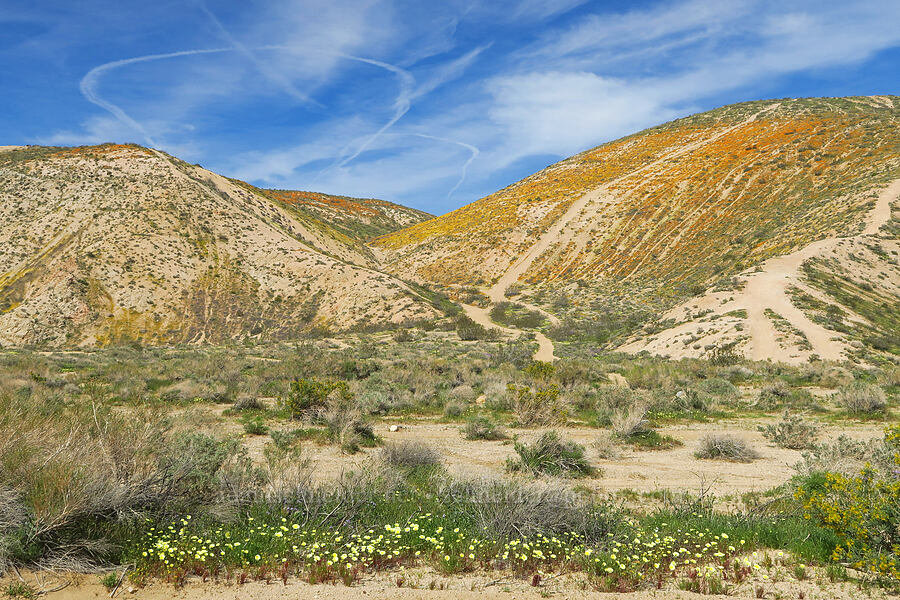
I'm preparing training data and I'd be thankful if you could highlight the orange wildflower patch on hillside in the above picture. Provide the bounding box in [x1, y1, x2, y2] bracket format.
[528, 113, 900, 292]
[267, 190, 382, 218]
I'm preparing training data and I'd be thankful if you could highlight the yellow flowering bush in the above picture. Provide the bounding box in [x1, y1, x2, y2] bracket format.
[796, 425, 900, 581]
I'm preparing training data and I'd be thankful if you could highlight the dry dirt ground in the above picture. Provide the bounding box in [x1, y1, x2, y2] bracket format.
[5, 559, 891, 600]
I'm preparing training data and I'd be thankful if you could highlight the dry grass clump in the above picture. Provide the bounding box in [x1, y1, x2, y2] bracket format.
[460, 416, 507, 441]
[232, 394, 263, 411]
[836, 382, 887, 414]
[0, 390, 261, 570]
[506, 431, 597, 478]
[694, 434, 760, 462]
[611, 400, 650, 438]
[312, 393, 377, 453]
[593, 433, 622, 460]
[439, 478, 618, 542]
[379, 441, 442, 473]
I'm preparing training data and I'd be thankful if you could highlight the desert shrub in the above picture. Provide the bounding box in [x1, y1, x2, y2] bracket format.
[489, 341, 533, 369]
[593, 433, 621, 460]
[707, 342, 741, 366]
[438, 478, 619, 542]
[836, 382, 887, 414]
[503, 283, 523, 297]
[380, 441, 442, 475]
[460, 416, 507, 441]
[595, 385, 639, 412]
[392, 328, 414, 342]
[694, 435, 760, 462]
[758, 412, 820, 449]
[448, 384, 475, 402]
[455, 315, 496, 341]
[232, 394, 263, 411]
[506, 431, 596, 478]
[489, 302, 544, 329]
[877, 365, 900, 387]
[696, 378, 739, 399]
[670, 388, 710, 411]
[241, 415, 268, 435]
[285, 378, 349, 417]
[756, 380, 790, 407]
[553, 359, 605, 386]
[339, 359, 379, 379]
[0, 387, 265, 570]
[524, 360, 555, 381]
[793, 434, 896, 476]
[312, 394, 377, 453]
[443, 401, 467, 418]
[796, 425, 900, 581]
[507, 383, 567, 426]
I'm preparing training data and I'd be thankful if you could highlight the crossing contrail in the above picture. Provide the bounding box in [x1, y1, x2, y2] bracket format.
[411, 133, 480, 198]
[196, 2, 320, 107]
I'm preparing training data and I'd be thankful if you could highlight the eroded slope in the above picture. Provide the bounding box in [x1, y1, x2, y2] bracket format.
[0, 144, 439, 347]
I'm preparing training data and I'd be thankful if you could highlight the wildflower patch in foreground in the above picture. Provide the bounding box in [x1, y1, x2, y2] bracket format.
[130, 514, 750, 591]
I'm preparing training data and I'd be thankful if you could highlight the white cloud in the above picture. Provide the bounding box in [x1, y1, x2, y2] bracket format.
[487, 71, 676, 158]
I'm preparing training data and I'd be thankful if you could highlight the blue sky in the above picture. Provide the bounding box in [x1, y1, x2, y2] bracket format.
[3, 1, 900, 214]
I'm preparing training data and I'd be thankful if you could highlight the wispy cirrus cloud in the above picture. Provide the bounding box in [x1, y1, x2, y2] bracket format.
[10, 0, 900, 213]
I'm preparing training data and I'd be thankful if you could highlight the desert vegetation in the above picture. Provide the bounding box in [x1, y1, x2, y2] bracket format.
[0, 331, 897, 596]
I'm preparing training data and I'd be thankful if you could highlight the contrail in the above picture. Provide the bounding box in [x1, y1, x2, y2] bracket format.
[80, 47, 231, 146]
[196, 2, 320, 107]
[411, 133, 479, 198]
[79, 46, 401, 150]
[334, 56, 415, 168]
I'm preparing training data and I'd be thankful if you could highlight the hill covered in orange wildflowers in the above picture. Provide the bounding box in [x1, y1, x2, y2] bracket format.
[375, 96, 900, 363]
[0, 144, 442, 347]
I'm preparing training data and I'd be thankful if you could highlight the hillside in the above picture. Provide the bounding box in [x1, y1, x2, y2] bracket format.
[0, 144, 440, 347]
[261, 189, 432, 241]
[375, 96, 900, 363]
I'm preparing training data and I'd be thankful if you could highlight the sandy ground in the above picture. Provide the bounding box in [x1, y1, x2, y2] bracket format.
[5, 558, 891, 600]
[233, 417, 884, 501]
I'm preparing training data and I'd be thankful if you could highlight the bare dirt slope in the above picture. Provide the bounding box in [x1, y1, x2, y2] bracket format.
[0, 145, 439, 347]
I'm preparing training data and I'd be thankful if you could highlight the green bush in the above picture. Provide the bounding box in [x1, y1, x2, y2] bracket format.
[455, 315, 495, 341]
[285, 378, 349, 417]
[242, 415, 268, 435]
[506, 431, 596, 478]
